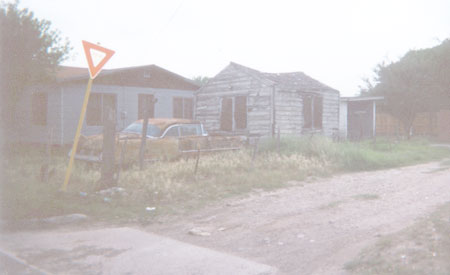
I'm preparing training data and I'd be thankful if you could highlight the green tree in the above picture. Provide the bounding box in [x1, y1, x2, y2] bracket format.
[0, 1, 71, 127]
[362, 39, 450, 137]
[192, 76, 210, 86]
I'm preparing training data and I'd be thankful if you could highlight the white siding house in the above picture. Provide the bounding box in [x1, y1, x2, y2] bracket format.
[14, 65, 199, 145]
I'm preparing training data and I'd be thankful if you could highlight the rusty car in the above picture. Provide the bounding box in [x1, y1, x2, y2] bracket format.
[74, 118, 247, 164]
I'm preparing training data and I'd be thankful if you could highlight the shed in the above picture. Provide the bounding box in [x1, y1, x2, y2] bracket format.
[195, 62, 340, 138]
[339, 96, 384, 140]
[14, 65, 199, 145]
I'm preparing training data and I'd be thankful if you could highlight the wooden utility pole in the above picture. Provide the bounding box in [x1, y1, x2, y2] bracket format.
[139, 109, 150, 170]
[276, 126, 281, 155]
[100, 106, 116, 188]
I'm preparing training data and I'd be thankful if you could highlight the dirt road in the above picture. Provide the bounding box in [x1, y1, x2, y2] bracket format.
[149, 161, 450, 274]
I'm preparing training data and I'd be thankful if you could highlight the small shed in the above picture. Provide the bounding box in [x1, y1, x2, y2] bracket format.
[195, 62, 340, 138]
[13, 65, 199, 145]
[339, 96, 384, 140]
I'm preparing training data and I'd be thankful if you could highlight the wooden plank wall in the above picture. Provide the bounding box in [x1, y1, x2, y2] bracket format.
[275, 89, 339, 137]
[275, 90, 303, 135]
[319, 90, 340, 137]
[196, 64, 340, 138]
[196, 65, 273, 136]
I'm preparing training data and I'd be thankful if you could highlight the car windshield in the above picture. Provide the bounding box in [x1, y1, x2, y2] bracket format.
[122, 122, 161, 137]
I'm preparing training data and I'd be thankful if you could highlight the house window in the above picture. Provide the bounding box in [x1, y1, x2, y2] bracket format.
[220, 96, 247, 131]
[138, 94, 155, 119]
[86, 93, 117, 126]
[173, 97, 193, 119]
[303, 95, 322, 129]
[32, 92, 47, 125]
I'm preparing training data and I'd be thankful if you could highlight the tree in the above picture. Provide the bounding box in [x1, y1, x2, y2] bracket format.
[362, 39, 450, 137]
[0, 1, 71, 127]
[192, 76, 210, 86]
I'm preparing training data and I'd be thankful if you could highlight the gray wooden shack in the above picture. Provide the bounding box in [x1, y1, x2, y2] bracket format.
[14, 65, 199, 145]
[195, 62, 340, 137]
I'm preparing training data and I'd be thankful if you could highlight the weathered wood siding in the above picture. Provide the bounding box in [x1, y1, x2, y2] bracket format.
[196, 64, 340, 138]
[196, 65, 273, 136]
[274, 89, 339, 137]
[318, 89, 340, 137]
[274, 90, 303, 135]
[339, 100, 348, 138]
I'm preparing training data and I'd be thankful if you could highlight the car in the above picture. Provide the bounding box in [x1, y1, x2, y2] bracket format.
[75, 118, 246, 164]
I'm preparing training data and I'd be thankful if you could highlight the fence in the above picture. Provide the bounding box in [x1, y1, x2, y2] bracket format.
[376, 110, 450, 140]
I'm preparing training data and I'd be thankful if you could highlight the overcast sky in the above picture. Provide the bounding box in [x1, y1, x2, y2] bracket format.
[15, 0, 450, 96]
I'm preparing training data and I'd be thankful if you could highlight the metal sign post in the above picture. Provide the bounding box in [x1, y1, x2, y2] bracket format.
[62, 41, 115, 191]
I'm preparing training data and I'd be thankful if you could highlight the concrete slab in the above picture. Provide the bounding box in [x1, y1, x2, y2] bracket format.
[0, 227, 277, 275]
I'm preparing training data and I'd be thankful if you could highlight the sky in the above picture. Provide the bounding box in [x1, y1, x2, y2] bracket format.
[13, 0, 450, 96]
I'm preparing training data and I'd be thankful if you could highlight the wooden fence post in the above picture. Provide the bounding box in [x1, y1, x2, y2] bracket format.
[115, 136, 128, 184]
[100, 106, 116, 188]
[194, 145, 200, 175]
[139, 110, 150, 170]
[276, 126, 281, 155]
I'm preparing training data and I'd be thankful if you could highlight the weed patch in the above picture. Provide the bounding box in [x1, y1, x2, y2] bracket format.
[2, 137, 449, 224]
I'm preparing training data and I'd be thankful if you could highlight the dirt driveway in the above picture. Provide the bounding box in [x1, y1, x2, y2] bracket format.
[148, 161, 450, 275]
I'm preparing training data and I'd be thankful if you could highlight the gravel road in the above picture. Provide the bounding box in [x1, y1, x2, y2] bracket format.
[149, 160, 450, 274]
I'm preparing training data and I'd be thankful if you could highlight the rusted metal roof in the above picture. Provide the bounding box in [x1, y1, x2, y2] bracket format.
[55, 65, 199, 91]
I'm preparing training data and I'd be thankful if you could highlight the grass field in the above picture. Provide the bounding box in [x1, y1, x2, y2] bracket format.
[1, 136, 449, 224]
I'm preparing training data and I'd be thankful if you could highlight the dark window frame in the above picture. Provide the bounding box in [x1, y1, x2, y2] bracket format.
[86, 93, 117, 126]
[173, 97, 193, 119]
[220, 96, 247, 131]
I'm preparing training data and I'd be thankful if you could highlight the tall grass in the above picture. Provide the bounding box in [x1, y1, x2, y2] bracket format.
[258, 136, 448, 171]
[2, 137, 449, 223]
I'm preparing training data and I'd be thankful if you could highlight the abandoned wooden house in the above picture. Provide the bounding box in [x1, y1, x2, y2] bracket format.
[13, 65, 199, 145]
[195, 62, 340, 138]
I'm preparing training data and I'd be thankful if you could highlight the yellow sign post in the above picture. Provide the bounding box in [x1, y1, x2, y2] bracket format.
[62, 41, 115, 191]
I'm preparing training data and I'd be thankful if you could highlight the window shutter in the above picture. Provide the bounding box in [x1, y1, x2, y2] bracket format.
[184, 98, 193, 119]
[313, 97, 323, 129]
[234, 96, 247, 129]
[173, 98, 183, 118]
[303, 96, 312, 128]
[220, 98, 233, 131]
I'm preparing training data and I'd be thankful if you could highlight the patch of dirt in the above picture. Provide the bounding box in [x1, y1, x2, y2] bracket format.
[148, 161, 450, 274]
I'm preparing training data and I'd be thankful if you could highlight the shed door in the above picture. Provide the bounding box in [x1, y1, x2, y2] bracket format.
[347, 101, 373, 140]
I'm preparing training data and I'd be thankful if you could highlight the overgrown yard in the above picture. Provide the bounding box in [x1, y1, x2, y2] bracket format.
[1, 137, 449, 224]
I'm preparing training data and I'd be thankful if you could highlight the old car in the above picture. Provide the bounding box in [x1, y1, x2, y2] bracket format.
[74, 118, 246, 164]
